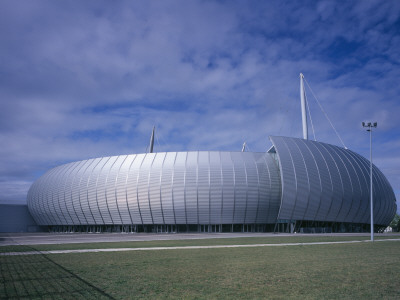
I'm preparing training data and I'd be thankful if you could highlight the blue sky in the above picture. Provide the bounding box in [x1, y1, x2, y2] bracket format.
[0, 0, 399, 214]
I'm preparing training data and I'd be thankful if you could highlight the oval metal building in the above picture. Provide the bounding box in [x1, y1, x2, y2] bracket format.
[27, 136, 396, 233]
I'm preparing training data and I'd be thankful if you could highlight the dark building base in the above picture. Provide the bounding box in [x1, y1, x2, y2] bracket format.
[47, 224, 276, 233]
[46, 221, 386, 234]
[274, 220, 386, 234]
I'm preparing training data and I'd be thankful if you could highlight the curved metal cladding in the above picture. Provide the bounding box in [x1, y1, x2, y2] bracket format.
[270, 136, 397, 226]
[27, 151, 282, 226]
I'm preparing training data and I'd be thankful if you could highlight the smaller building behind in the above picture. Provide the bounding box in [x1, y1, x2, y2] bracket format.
[0, 204, 40, 233]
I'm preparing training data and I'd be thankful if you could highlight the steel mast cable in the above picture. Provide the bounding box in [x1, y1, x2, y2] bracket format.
[156, 125, 170, 150]
[304, 77, 347, 149]
[155, 128, 161, 149]
[304, 88, 316, 141]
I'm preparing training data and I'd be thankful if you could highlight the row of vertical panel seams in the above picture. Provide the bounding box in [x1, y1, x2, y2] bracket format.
[270, 136, 396, 226]
[27, 136, 396, 227]
[27, 150, 282, 226]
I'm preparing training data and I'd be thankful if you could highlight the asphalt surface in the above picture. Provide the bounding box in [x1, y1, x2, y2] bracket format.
[1, 232, 399, 246]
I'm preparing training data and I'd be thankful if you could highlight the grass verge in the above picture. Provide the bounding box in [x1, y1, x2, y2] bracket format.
[1, 239, 399, 299]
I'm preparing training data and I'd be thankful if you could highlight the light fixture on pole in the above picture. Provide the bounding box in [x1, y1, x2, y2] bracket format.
[362, 121, 377, 241]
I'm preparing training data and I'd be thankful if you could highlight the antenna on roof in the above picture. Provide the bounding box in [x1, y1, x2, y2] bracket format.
[148, 126, 155, 153]
[242, 142, 246, 152]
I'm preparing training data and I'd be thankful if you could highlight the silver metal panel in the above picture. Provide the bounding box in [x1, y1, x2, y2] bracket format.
[267, 154, 282, 223]
[378, 165, 395, 225]
[126, 154, 144, 224]
[75, 159, 95, 225]
[243, 154, 258, 223]
[149, 153, 166, 224]
[270, 136, 396, 226]
[83, 158, 104, 224]
[105, 156, 127, 225]
[115, 155, 134, 225]
[220, 153, 234, 223]
[160, 152, 176, 224]
[348, 150, 378, 224]
[29, 171, 47, 225]
[323, 144, 353, 222]
[255, 154, 268, 223]
[345, 150, 370, 223]
[269, 137, 297, 220]
[38, 172, 50, 224]
[137, 154, 154, 224]
[209, 152, 222, 224]
[373, 165, 389, 225]
[198, 151, 210, 224]
[59, 161, 79, 225]
[295, 139, 320, 220]
[376, 169, 389, 225]
[43, 166, 61, 225]
[37, 167, 53, 225]
[185, 152, 198, 224]
[89, 157, 109, 224]
[52, 164, 67, 224]
[334, 147, 363, 223]
[96, 156, 118, 224]
[27, 144, 395, 227]
[26, 150, 282, 226]
[65, 160, 87, 225]
[284, 138, 309, 220]
[258, 154, 281, 223]
[299, 140, 331, 221]
[380, 171, 397, 224]
[385, 177, 397, 225]
[26, 182, 37, 224]
[70, 159, 89, 225]
[28, 151, 283, 226]
[173, 152, 187, 224]
[33, 171, 46, 225]
[45, 165, 63, 225]
[316, 143, 344, 222]
[375, 163, 388, 224]
[231, 152, 246, 223]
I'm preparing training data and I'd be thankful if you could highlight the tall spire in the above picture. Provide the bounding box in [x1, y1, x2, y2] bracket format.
[149, 126, 155, 153]
[300, 73, 308, 140]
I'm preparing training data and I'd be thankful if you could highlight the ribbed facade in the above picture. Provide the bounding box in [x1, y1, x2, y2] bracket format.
[27, 151, 281, 226]
[270, 136, 397, 226]
[27, 136, 397, 231]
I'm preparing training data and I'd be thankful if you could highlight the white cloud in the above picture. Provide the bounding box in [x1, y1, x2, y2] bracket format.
[0, 0, 399, 210]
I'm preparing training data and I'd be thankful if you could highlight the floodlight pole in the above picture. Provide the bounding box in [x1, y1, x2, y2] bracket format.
[362, 122, 377, 241]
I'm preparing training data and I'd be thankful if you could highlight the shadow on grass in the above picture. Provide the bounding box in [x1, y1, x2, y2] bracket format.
[0, 245, 115, 299]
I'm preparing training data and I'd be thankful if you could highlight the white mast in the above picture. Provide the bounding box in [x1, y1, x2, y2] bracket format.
[242, 142, 246, 152]
[300, 73, 308, 140]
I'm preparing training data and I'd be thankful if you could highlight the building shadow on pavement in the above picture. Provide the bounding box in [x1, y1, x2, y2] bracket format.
[0, 245, 115, 299]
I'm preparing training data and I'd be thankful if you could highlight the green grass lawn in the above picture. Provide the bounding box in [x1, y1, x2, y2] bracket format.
[1, 238, 399, 299]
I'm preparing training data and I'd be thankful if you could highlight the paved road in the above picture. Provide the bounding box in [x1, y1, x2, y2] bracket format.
[2, 238, 400, 256]
[1, 232, 399, 246]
